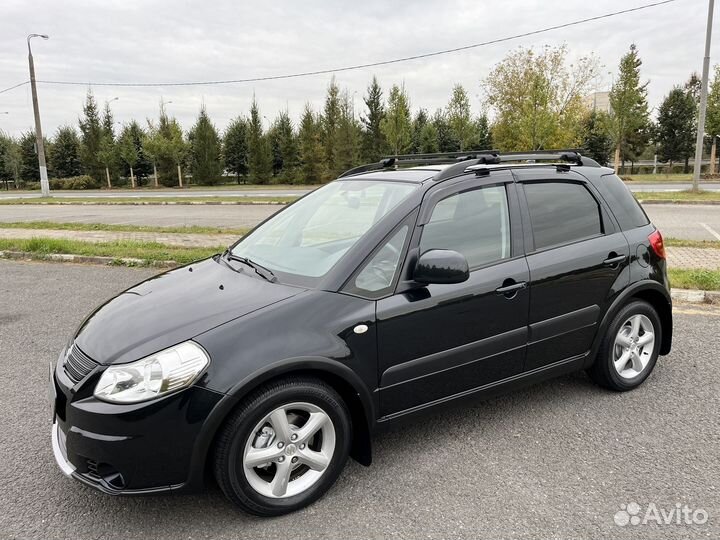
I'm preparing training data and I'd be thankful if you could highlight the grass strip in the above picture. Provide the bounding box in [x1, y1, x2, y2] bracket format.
[668, 268, 720, 291]
[0, 221, 248, 236]
[634, 190, 720, 202]
[665, 238, 720, 250]
[0, 237, 221, 266]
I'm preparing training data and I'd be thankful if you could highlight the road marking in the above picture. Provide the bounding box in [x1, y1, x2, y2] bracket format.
[699, 222, 720, 241]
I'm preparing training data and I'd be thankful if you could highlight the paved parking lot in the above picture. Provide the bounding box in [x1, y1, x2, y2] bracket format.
[1, 260, 718, 539]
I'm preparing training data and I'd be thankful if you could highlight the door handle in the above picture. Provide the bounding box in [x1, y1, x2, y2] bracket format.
[495, 281, 527, 295]
[603, 254, 627, 266]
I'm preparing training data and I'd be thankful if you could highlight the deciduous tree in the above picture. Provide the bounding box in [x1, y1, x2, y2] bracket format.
[381, 84, 412, 155]
[656, 87, 697, 172]
[485, 45, 597, 151]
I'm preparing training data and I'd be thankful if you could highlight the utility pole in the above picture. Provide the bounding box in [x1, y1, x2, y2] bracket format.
[27, 33, 50, 197]
[693, 0, 715, 193]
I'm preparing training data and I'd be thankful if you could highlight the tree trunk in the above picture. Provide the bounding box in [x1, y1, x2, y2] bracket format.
[130, 166, 136, 188]
[106, 167, 112, 189]
[613, 144, 621, 173]
[711, 140, 717, 175]
[153, 163, 159, 187]
[684, 157, 690, 174]
[177, 164, 183, 188]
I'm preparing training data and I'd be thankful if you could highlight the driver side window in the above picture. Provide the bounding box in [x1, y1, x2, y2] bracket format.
[348, 226, 409, 297]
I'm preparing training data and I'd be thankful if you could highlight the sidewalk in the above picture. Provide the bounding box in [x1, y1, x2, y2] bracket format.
[0, 227, 719, 269]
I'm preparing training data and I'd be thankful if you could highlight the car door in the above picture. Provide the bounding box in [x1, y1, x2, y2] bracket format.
[373, 172, 530, 418]
[514, 169, 630, 371]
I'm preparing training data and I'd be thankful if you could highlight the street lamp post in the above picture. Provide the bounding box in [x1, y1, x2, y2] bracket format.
[27, 33, 50, 197]
[692, 0, 715, 192]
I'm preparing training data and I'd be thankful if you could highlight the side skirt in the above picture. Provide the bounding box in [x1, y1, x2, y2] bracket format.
[376, 352, 588, 429]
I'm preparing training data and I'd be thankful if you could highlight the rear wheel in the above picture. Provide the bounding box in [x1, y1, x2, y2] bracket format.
[213, 378, 351, 516]
[588, 300, 662, 391]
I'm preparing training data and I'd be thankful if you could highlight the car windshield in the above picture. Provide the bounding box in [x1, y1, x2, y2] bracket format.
[229, 180, 417, 284]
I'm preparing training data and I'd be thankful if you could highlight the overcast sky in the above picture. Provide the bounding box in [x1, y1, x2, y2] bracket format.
[0, 0, 712, 138]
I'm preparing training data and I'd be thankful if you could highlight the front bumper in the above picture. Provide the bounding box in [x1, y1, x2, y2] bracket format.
[51, 350, 223, 494]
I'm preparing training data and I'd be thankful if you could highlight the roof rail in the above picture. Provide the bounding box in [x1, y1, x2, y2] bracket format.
[497, 149, 600, 167]
[337, 148, 600, 180]
[337, 149, 498, 178]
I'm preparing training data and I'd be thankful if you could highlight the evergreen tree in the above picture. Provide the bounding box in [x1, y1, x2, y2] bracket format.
[656, 87, 697, 172]
[0, 132, 21, 189]
[49, 126, 82, 178]
[118, 124, 139, 187]
[149, 102, 188, 187]
[468, 115, 493, 150]
[78, 91, 104, 182]
[335, 91, 362, 174]
[224, 117, 249, 183]
[361, 76, 387, 161]
[446, 84, 474, 151]
[411, 109, 429, 153]
[188, 105, 222, 185]
[609, 44, 649, 171]
[298, 103, 327, 184]
[19, 131, 41, 181]
[271, 110, 299, 182]
[418, 123, 440, 153]
[581, 110, 613, 166]
[381, 84, 412, 155]
[246, 98, 273, 184]
[432, 109, 458, 152]
[322, 78, 341, 175]
[102, 102, 115, 139]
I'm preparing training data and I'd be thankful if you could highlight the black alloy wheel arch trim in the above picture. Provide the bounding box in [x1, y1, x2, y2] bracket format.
[183, 356, 377, 489]
[582, 280, 672, 369]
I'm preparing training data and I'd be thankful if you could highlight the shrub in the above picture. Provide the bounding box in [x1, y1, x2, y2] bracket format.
[47, 175, 101, 190]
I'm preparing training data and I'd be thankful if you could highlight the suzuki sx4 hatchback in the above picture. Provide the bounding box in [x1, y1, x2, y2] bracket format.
[50, 151, 672, 516]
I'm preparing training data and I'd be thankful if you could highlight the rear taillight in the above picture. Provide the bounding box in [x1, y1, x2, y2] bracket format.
[648, 229, 666, 259]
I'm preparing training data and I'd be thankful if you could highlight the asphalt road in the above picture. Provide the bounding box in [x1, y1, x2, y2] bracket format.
[1, 202, 719, 241]
[0, 183, 719, 200]
[0, 259, 718, 539]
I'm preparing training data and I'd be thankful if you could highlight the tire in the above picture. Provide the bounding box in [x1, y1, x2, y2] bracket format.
[588, 300, 662, 391]
[213, 377, 351, 516]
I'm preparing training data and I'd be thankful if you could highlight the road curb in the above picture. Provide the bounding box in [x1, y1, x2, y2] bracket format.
[0, 250, 177, 268]
[671, 288, 720, 305]
[638, 199, 720, 205]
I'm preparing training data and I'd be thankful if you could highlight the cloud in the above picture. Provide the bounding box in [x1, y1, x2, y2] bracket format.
[0, 0, 710, 138]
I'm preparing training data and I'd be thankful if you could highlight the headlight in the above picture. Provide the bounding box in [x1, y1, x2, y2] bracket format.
[94, 341, 210, 403]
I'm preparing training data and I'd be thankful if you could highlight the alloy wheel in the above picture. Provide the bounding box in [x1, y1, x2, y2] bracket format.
[612, 314, 655, 379]
[242, 402, 335, 498]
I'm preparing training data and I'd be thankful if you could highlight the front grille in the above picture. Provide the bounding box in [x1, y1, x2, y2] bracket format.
[64, 344, 98, 383]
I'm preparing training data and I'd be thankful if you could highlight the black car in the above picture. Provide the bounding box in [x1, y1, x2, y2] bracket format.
[51, 150, 672, 516]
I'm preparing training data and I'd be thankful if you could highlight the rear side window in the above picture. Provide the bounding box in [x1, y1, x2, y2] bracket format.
[523, 182, 602, 250]
[600, 174, 650, 229]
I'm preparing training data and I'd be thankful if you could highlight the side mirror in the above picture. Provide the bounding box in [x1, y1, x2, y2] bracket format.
[413, 249, 469, 285]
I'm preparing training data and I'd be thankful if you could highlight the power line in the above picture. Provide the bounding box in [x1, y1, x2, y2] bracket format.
[2, 0, 679, 94]
[0, 80, 29, 95]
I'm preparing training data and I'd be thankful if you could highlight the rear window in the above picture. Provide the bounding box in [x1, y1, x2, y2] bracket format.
[523, 181, 602, 250]
[600, 174, 650, 230]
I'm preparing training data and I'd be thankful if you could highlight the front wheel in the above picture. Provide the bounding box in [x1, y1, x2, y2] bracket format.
[213, 378, 351, 516]
[588, 300, 662, 391]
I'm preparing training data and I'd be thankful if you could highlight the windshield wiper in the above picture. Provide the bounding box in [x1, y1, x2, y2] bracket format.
[223, 250, 277, 283]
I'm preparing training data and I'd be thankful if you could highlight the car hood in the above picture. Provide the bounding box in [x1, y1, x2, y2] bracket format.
[74, 257, 304, 365]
